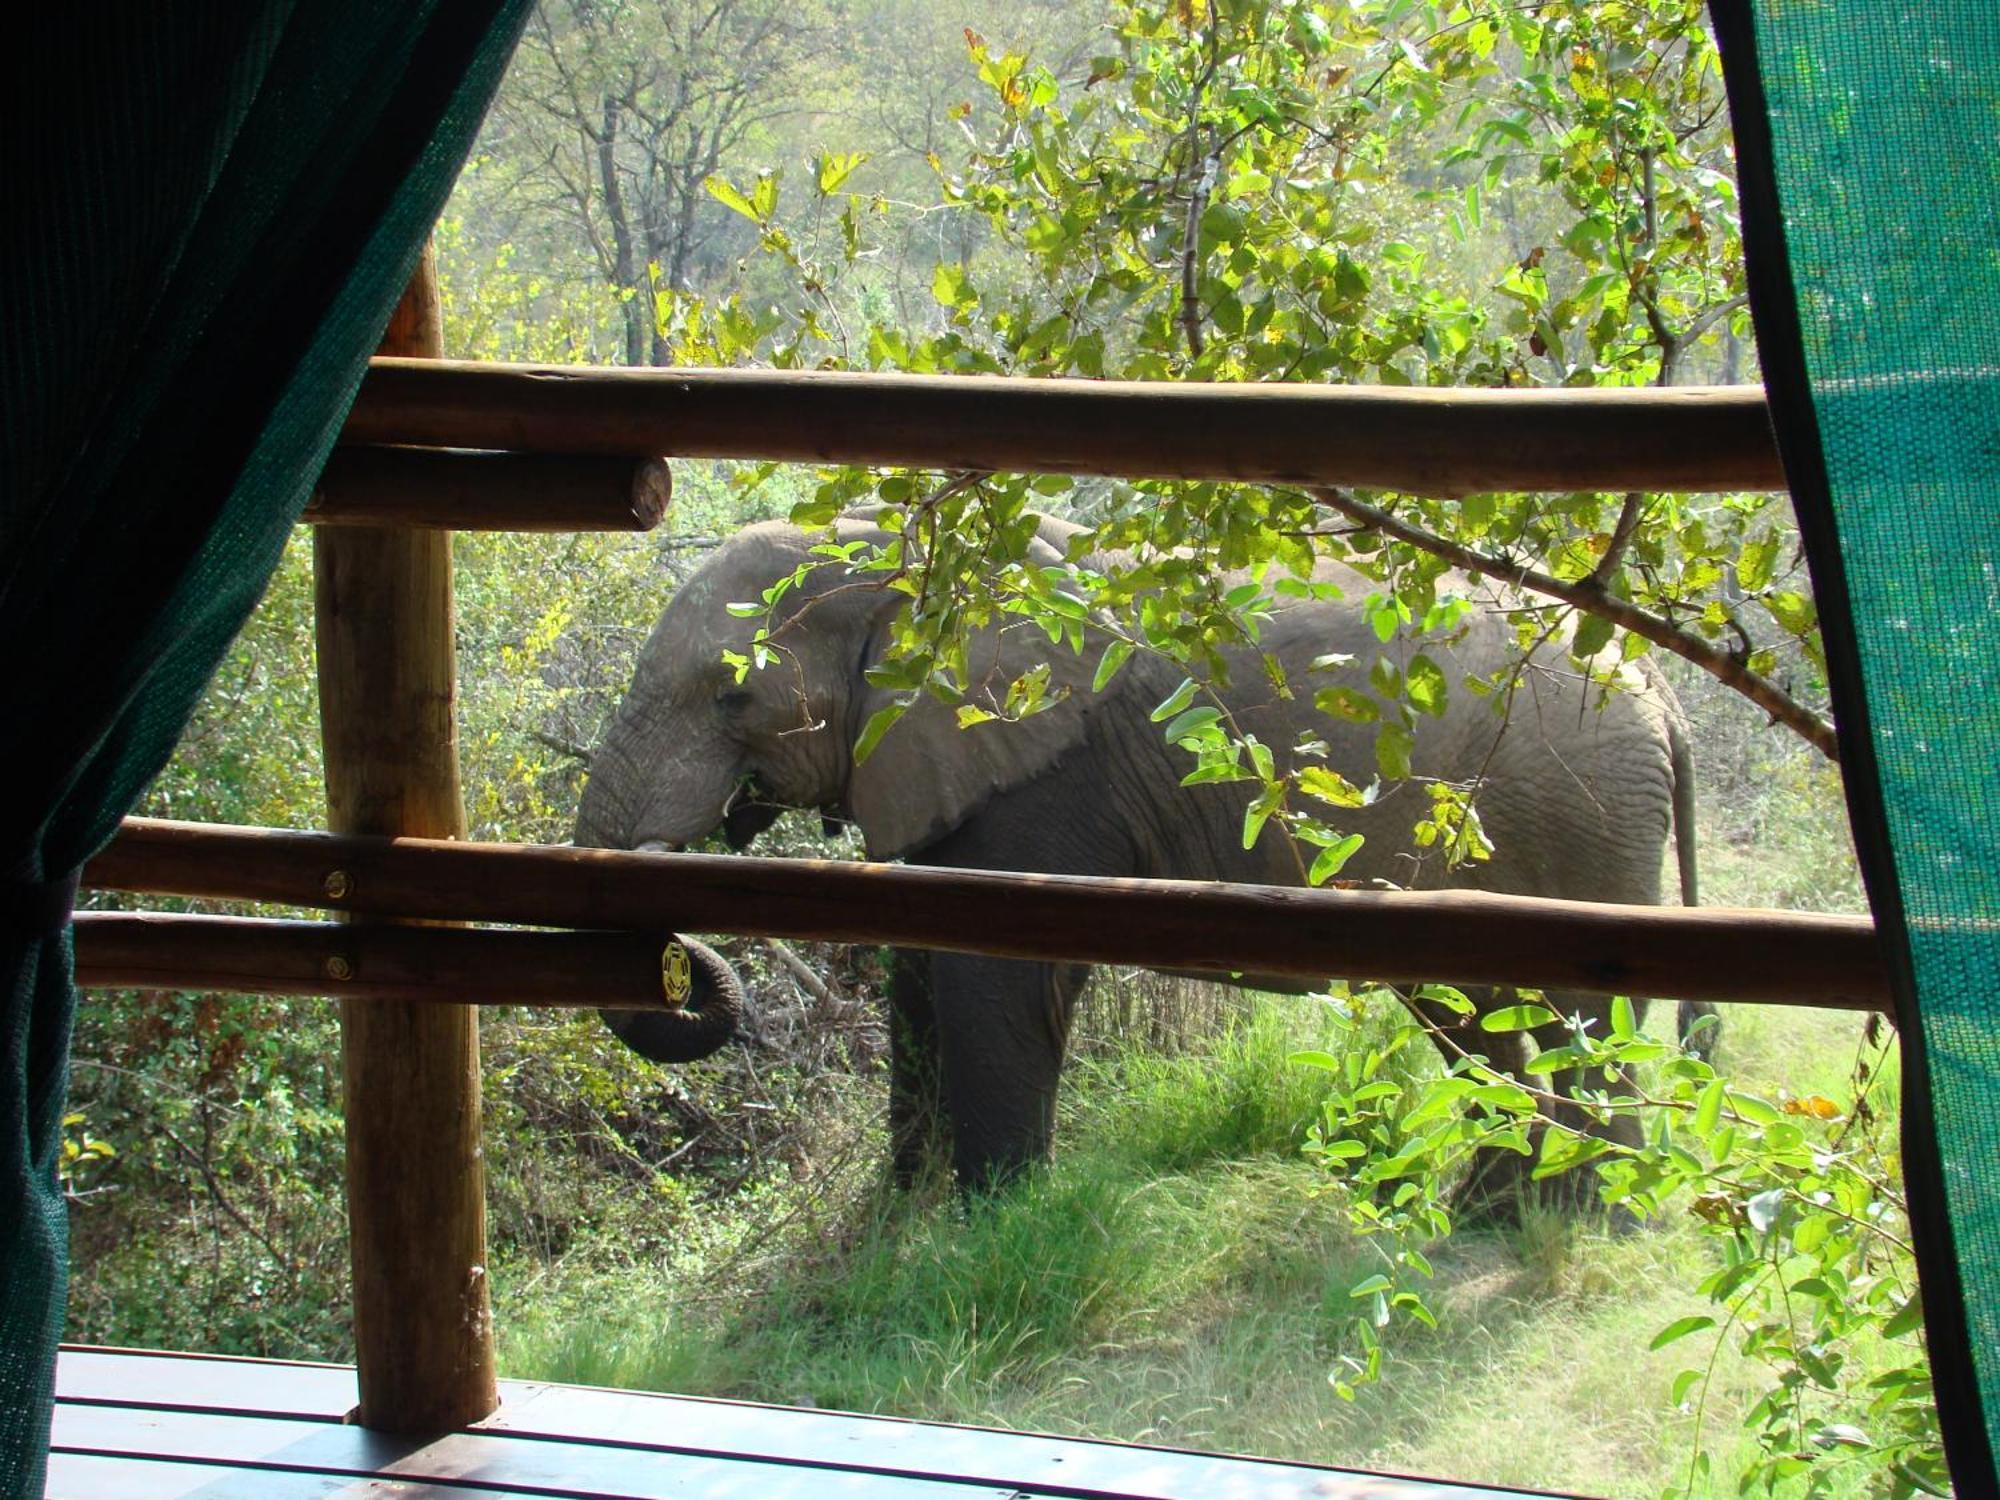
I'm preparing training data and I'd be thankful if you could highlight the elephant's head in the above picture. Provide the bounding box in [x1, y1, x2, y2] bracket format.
[575, 516, 1103, 868]
[573, 516, 1103, 1066]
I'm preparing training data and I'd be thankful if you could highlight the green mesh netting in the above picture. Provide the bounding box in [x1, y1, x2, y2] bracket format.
[1718, 2, 2000, 1489]
[0, 7, 527, 1492]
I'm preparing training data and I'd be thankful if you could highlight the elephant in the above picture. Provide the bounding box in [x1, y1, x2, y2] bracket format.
[573, 514, 1703, 1198]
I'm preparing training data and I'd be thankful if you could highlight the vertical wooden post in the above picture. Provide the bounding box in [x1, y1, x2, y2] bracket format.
[317, 243, 497, 1431]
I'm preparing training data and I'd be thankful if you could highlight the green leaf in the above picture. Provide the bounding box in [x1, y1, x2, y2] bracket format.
[1571, 611, 1615, 659]
[1881, 1291, 1926, 1341]
[852, 702, 905, 765]
[705, 175, 763, 223]
[1348, 1274, 1393, 1298]
[1692, 1078, 1726, 1136]
[1729, 1091, 1783, 1125]
[1298, 766, 1365, 807]
[1481, 1004, 1557, 1032]
[1375, 721, 1414, 780]
[1309, 834, 1365, 885]
[815, 150, 869, 195]
[1241, 784, 1282, 850]
[1093, 639, 1134, 693]
[1365, 595, 1406, 643]
[1401, 1076, 1478, 1129]
[1738, 535, 1779, 592]
[1151, 678, 1198, 722]
[1650, 1315, 1716, 1351]
[1467, 1082, 1535, 1114]
[1532, 1131, 1611, 1179]
[1766, 590, 1817, 637]
[1162, 706, 1223, 743]
[1315, 686, 1379, 723]
[1405, 654, 1448, 717]
[931, 262, 974, 310]
[1610, 994, 1637, 1040]
[1416, 983, 1474, 1015]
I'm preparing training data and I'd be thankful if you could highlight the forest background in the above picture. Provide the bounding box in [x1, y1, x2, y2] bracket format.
[64, 2, 1938, 1496]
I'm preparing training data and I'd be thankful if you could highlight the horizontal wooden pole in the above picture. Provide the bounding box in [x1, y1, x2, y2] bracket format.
[342, 359, 1785, 498]
[306, 446, 671, 531]
[73, 912, 689, 1011]
[84, 818, 1885, 1012]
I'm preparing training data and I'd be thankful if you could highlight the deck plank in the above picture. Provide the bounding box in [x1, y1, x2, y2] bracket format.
[54, 1347, 1543, 1500]
[59, 1348, 355, 1419]
[51, 1404, 1037, 1498]
[46, 1451, 498, 1499]
[483, 1381, 1498, 1499]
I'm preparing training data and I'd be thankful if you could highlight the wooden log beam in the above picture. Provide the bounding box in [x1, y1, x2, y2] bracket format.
[317, 248, 496, 1434]
[72, 912, 693, 1011]
[85, 818, 1889, 1013]
[342, 359, 1785, 499]
[306, 447, 671, 531]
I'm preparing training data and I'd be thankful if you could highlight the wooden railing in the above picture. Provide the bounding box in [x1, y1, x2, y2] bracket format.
[77, 261, 1846, 1437]
[81, 818, 1884, 1014]
[343, 358, 1782, 500]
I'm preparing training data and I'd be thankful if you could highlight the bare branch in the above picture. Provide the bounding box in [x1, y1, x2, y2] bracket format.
[1306, 485, 1839, 761]
[764, 938, 838, 1010]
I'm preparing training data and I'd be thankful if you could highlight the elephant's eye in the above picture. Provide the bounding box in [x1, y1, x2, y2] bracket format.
[715, 689, 754, 715]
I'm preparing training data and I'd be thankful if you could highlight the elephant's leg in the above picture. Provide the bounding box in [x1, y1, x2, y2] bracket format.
[932, 953, 1092, 1191]
[887, 947, 945, 1188]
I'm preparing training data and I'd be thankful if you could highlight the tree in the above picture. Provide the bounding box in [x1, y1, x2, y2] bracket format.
[484, 0, 831, 366]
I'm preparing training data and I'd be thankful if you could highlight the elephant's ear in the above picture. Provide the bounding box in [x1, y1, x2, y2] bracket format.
[848, 524, 1104, 863]
[849, 619, 1101, 861]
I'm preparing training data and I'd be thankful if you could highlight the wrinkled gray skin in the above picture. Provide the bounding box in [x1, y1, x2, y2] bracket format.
[576, 516, 1705, 1198]
[597, 935, 746, 1065]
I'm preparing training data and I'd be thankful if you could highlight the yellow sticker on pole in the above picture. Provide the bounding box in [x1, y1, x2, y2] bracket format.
[661, 941, 693, 1008]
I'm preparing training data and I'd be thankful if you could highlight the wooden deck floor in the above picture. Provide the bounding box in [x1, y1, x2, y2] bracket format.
[49, 1346, 1543, 1499]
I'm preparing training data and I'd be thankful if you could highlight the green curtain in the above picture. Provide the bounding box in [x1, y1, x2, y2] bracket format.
[0, 5, 528, 1491]
[1715, 2, 2000, 1491]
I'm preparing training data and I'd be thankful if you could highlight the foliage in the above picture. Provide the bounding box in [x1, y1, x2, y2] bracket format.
[692, 0, 1822, 897]
[1296, 991, 1943, 1497]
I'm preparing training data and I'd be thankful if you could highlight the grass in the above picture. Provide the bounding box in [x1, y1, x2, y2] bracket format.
[493, 978, 1907, 1499]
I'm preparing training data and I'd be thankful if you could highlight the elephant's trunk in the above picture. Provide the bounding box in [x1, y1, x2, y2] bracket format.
[574, 733, 641, 851]
[599, 937, 745, 1064]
